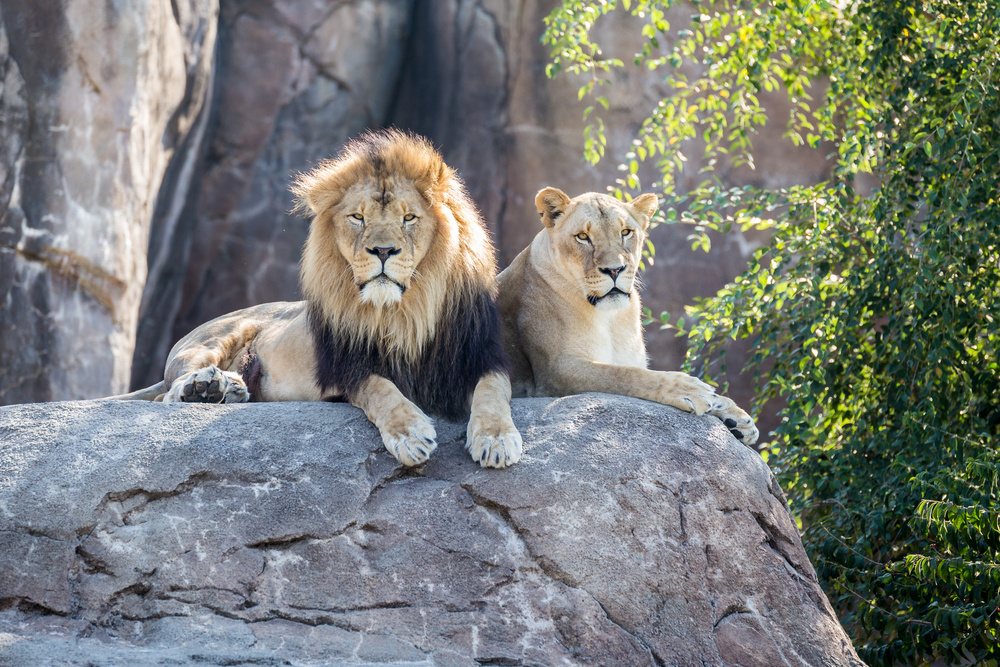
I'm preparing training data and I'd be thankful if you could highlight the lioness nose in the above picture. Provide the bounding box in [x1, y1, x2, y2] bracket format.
[599, 266, 625, 281]
[367, 246, 401, 265]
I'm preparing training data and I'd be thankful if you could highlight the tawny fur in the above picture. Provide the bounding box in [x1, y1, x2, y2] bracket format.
[497, 187, 759, 446]
[115, 130, 522, 468]
[294, 132, 496, 362]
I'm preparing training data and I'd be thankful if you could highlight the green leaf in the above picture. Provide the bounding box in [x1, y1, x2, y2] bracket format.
[547, 2, 1000, 657]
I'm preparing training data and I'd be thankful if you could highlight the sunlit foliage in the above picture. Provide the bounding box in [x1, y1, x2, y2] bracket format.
[544, 1, 1000, 663]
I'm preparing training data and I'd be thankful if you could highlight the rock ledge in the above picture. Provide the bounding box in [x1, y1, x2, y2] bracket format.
[0, 394, 863, 666]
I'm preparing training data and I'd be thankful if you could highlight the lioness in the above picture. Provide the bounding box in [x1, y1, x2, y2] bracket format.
[120, 130, 522, 468]
[497, 187, 758, 445]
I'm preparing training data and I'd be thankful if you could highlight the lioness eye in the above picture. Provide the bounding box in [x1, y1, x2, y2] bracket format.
[403, 213, 416, 222]
[622, 229, 632, 237]
[349, 213, 364, 221]
[576, 233, 589, 241]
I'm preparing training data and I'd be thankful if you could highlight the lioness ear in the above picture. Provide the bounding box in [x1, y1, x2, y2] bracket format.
[628, 193, 659, 230]
[535, 187, 572, 229]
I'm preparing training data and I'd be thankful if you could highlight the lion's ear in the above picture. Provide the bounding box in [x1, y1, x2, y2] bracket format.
[628, 193, 659, 230]
[535, 187, 571, 229]
[292, 166, 345, 217]
[415, 162, 452, 207]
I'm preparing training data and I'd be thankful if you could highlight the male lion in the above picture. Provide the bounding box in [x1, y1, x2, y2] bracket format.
[496, 187, 759, 445]
[121, 130, 522, 468]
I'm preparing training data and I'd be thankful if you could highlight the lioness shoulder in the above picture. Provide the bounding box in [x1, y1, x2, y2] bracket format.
[497, 187, 758, 446]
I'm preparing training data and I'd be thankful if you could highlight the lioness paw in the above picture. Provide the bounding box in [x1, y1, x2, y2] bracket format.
[652, 372, 758, 445]
[655, 371, 717, 416]
[466, 415, 522, 469]
[379, 404, 437, 467]
[708, 397, 759, 447]
[163, 365, 249, 404]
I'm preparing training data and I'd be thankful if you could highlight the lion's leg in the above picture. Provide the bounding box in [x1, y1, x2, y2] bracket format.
[466, 372, 522, 468]
[162, 365, 249, 404]
[550, 359, 759, 446]
[352, 375, 437, 466]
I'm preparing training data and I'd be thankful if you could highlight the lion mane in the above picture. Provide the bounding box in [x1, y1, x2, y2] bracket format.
[294, 130, 510, 420]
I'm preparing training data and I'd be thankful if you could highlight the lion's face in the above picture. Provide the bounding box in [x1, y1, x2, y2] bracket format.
[296, 130, 498, 363]
[333, 177, 437, 308]
[535, 188, 658, 311]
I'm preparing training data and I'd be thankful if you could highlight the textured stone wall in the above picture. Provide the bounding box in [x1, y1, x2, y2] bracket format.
[131, 0, 829, 420]
[0, 0, 216, 403]
[0, 0, 829, 420]
[130, 0, 413, 387]
[387, 0, 829, 417]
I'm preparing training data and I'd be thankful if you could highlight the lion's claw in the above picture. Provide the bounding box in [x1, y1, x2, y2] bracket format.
[709, 399, 758, 447]
[466, 417, 522, 469]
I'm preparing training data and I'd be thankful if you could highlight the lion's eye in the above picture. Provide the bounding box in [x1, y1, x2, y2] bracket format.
[403, 213, 416, 222]
[622, 228, 632, 237]
[349, 213, 364, 222]
[576, 233, 589, 242]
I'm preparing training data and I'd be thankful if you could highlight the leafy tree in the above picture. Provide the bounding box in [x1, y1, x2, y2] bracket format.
[544, 0, 1000, 664]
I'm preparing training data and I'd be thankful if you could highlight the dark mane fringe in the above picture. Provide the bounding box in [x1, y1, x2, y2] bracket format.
[310, 289, 512, 421]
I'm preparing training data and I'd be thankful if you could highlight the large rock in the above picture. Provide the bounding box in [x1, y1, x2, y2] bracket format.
[0, 393, 863, 666]
[0, 0, 217, 403]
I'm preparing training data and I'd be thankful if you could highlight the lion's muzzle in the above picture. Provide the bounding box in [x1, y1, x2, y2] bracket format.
[359, 272, 406, 307]
[367, 245, 401, 266]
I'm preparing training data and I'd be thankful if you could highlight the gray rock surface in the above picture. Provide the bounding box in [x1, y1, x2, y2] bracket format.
[0, 394, 864, 666]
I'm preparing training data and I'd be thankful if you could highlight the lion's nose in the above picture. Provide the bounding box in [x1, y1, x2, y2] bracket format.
[599, 266, 625, 281]
[367, 246, 401, 266]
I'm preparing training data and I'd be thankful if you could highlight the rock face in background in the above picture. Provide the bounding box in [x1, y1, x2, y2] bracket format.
[0, 0, 830, 425]
[387, 0, 829, 419]
[0, 0, 217, 403]
[0, 394, 864, 667]
[129, 0, 832, 411]
[131, 0, 413, 384]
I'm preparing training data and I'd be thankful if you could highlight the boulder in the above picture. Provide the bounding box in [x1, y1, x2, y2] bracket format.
[0, 393, 864, 666]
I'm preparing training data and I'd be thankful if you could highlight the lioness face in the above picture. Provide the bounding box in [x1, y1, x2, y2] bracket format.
[333, 177, 437, 308]
[536, 189, 659, 311]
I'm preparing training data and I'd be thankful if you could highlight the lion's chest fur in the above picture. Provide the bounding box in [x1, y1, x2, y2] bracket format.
[309, 288, 509, 421]
[498, 239, 650, 397]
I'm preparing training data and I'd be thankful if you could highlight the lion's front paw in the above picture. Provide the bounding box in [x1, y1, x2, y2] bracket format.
[163, 365, 249, 404]
[466, 415, 522, 469]
[379, 404, 437, 467]
[708, 396, 759, 447]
